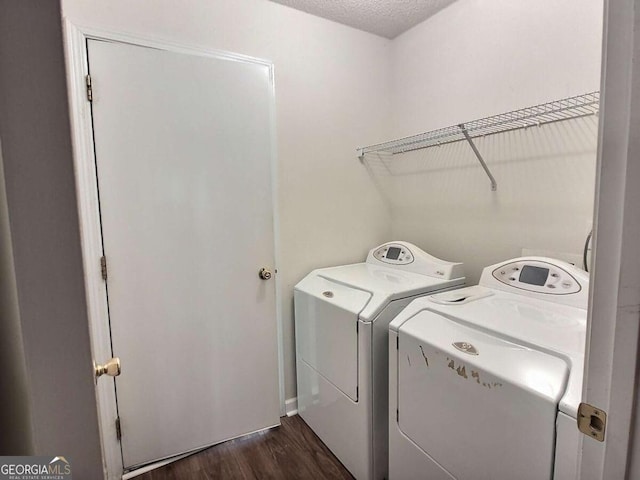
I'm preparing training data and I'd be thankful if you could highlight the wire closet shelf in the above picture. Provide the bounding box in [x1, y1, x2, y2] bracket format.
[356, 91, 600, 191]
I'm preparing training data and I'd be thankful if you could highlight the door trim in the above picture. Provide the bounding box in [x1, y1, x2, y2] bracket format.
[62, 21, 284, 479]
[580, 0, 640, 477]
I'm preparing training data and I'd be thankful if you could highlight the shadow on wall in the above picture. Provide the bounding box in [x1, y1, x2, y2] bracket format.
[362, 115, 599, 282]
[0, 145, 33, 455]
[363, 116, 597, 179]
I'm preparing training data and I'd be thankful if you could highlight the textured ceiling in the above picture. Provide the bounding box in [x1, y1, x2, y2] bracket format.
[269, 0, 457, 39]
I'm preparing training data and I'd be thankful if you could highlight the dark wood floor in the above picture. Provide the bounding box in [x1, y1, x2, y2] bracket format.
[136, 415, 354, 479]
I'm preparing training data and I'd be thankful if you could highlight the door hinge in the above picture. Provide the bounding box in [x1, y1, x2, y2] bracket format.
[100, 256, 108, 281]
[396, 408, 399, 422]
[356, 386, 359, 399]
[115, 416, 122, 441]
[577, 402, 607, 442]
[86, 74, 93, 102]
[356, 322, 359, 333]
[396, 336, 399, 350]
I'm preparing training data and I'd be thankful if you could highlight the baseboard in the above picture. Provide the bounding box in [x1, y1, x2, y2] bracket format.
[122, 422, 280, 478]
[285, 397, 298, 417]
[122, 450, 196, 479]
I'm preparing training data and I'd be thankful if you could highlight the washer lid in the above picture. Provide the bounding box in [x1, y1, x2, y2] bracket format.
[310, 263, 464, 321]
[296, 271, 372, 315]
[418, 285, 586, 417]
[397, 311, 568, 480]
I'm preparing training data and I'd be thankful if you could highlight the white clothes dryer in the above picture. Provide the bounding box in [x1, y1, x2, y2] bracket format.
[388, 257, 589, 480]
[295, 241, 465, 480]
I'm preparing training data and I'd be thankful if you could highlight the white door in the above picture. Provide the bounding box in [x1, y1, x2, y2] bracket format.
[86, 39, 280, 469]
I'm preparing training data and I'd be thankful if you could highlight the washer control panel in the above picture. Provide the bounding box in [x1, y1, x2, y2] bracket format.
[372, 243, 415, 265]
[492, 259, 581, 295]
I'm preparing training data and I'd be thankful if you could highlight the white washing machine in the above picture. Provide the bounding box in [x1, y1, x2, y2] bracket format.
[295, 241, 465, 480]
[388, 256, 589, 480]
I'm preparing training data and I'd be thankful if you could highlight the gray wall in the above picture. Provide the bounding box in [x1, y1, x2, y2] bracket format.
[0, 143, 33, 455]
[0, 1, 103, 476]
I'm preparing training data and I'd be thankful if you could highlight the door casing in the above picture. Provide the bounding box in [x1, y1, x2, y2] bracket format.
[62, 21, 285, 480]
[580, 0, 640, 478]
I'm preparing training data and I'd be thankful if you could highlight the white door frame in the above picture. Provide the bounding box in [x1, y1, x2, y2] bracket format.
[580, 0, 640, 478]
[62, 21, 285, 480]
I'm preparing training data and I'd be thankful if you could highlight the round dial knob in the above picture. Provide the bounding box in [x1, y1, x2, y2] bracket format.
[258, 268, 272, 280]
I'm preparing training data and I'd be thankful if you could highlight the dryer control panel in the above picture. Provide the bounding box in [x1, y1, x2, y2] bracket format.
[492, 260, 581, 294]
[372, 243, 414, 265]
[366, 241, 465, 280]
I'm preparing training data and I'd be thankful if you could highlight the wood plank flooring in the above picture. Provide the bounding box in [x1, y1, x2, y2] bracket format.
[135, 415, 354, 479]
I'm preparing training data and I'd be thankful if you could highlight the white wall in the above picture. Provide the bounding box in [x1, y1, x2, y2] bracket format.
[61, 0, 393, 402]
[373, 0, 603, 283]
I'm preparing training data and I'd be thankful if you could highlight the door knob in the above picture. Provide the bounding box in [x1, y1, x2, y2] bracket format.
[95, 357, 121, 378]
[258, 268, 272, 280]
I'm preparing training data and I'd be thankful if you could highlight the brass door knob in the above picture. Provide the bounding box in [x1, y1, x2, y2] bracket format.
[95, 357, 121, 378]
[258, 268, 272, 280]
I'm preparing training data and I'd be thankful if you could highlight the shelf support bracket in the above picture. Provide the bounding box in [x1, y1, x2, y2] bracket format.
[459, 123, 498, 191]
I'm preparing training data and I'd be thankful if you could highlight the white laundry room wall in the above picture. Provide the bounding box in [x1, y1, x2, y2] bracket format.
[370, 0, 603, 283]
[61, 0, 393, 404]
